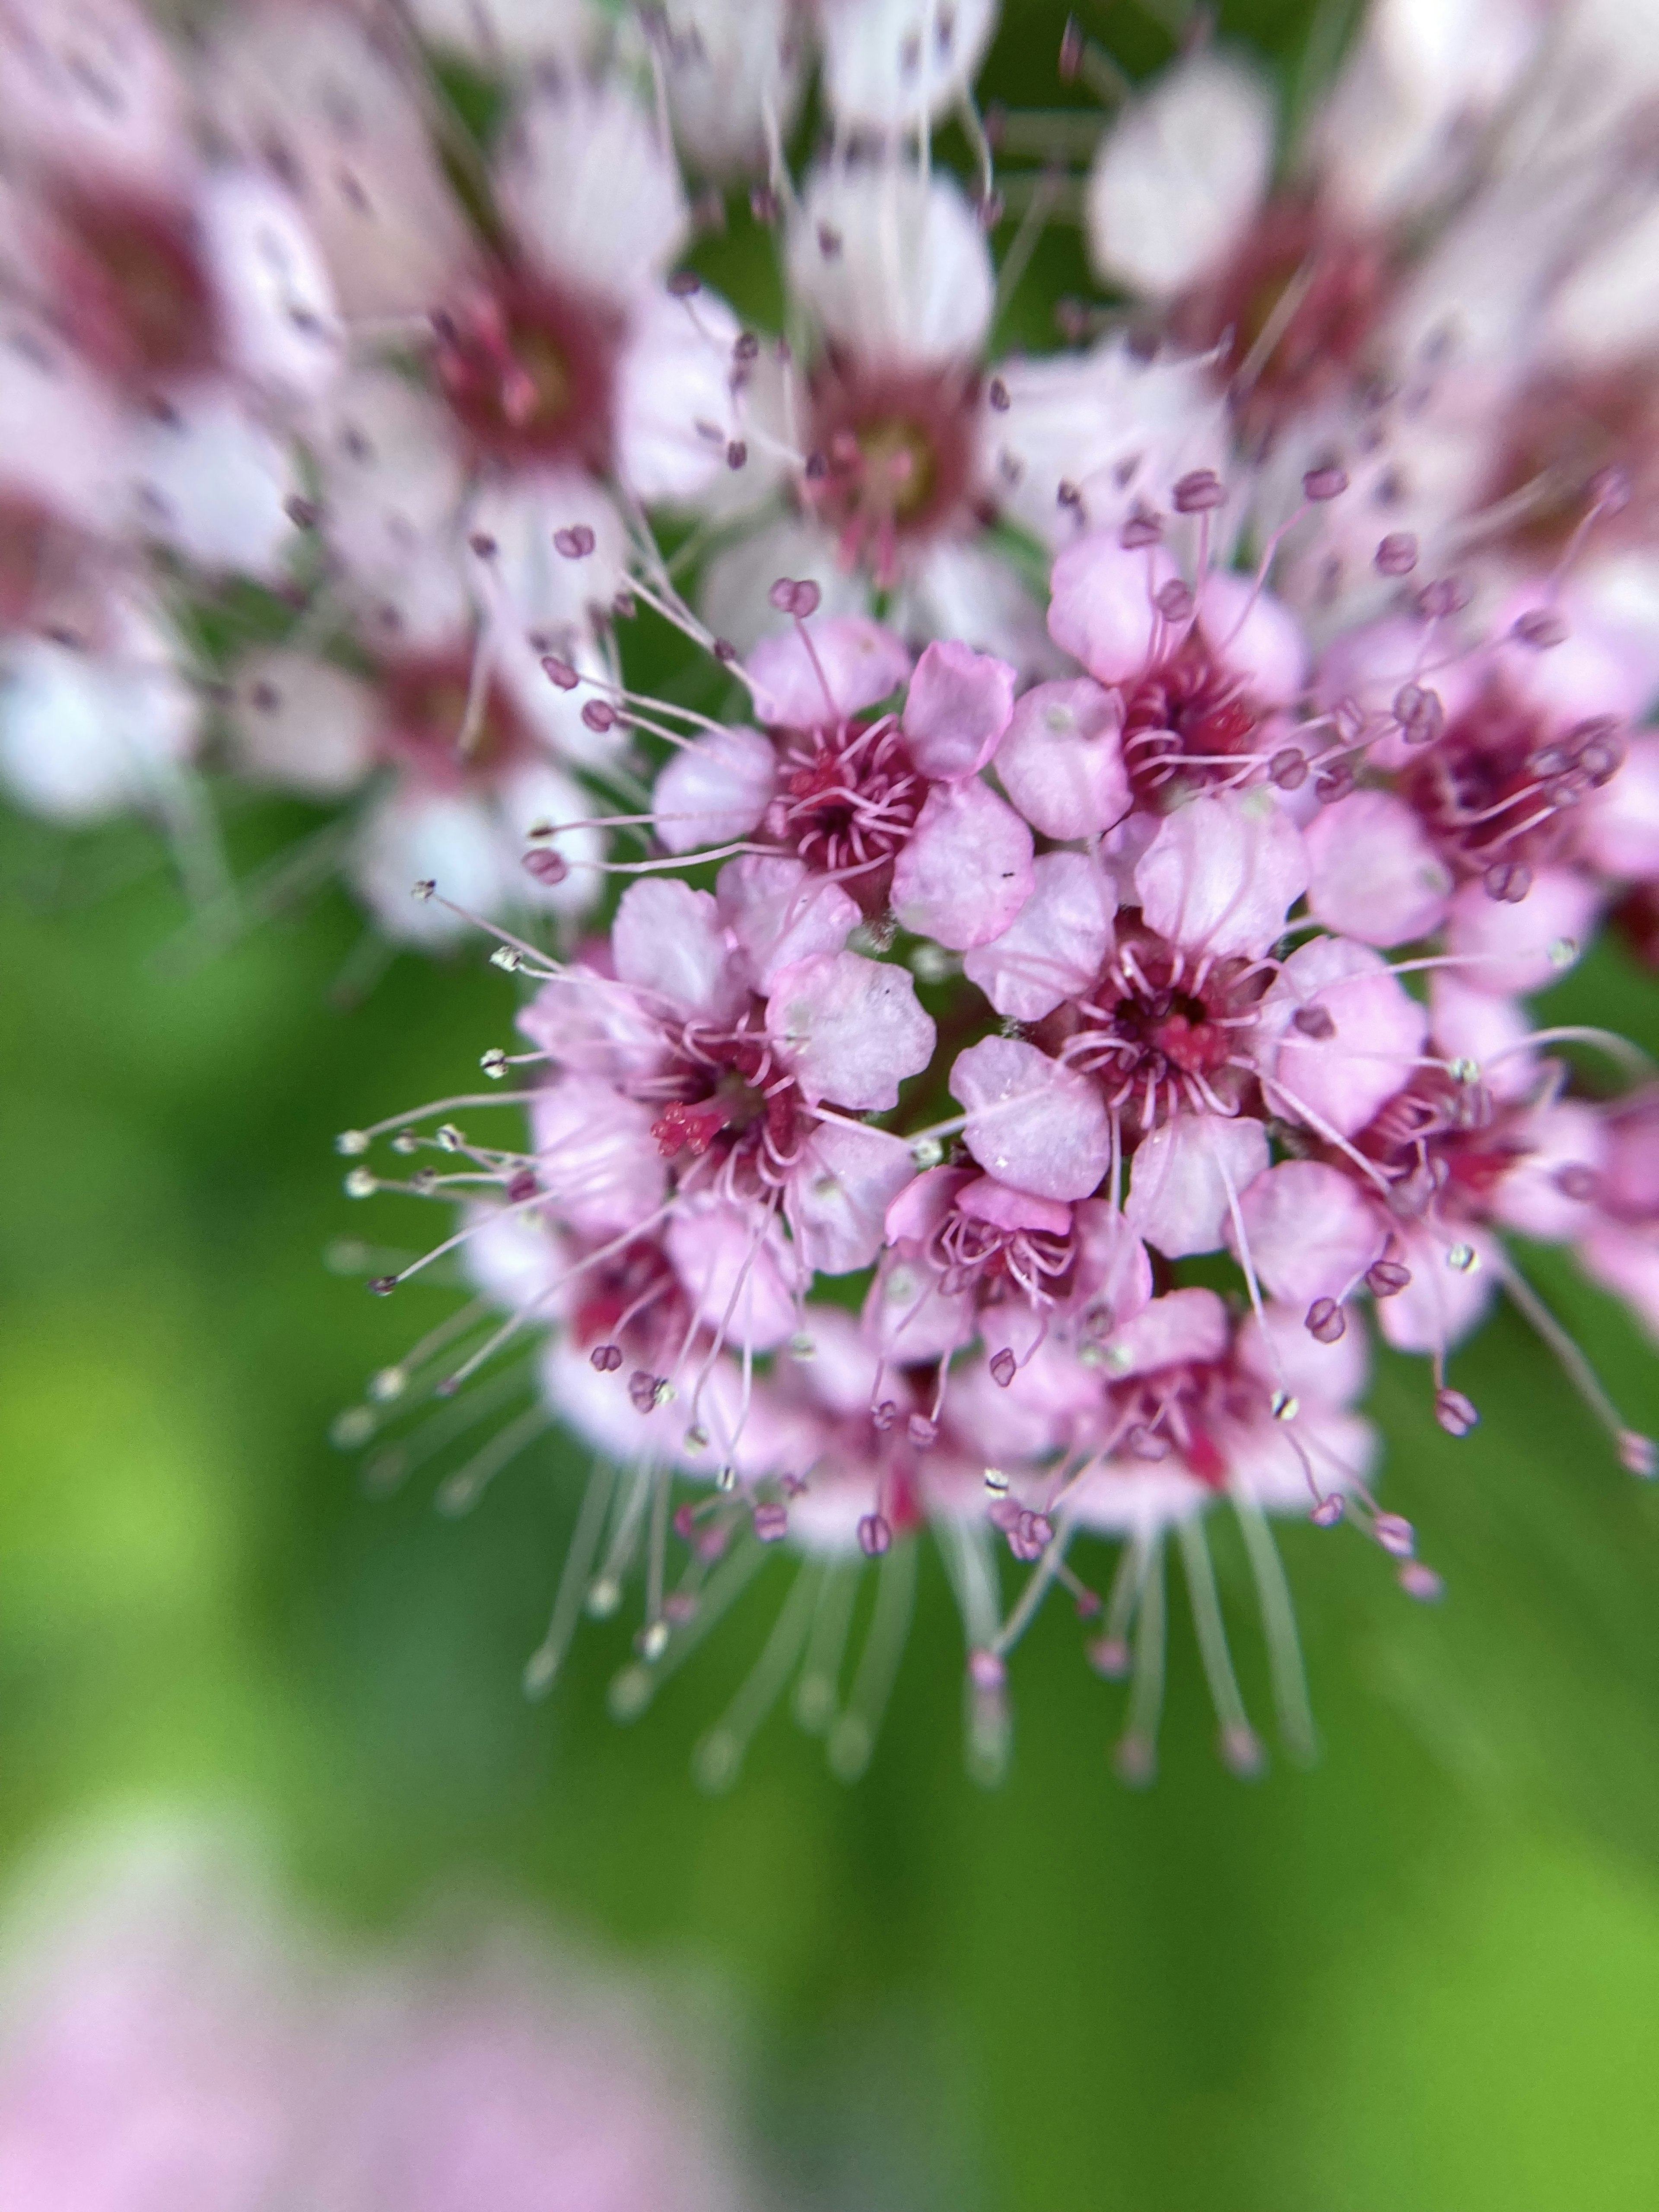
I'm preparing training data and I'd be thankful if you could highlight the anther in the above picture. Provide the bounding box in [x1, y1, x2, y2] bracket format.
[788, 1332, 816, 1360]
[1512, 608, 1568, 648]
[1375, 532, 1418, 575]
[1309, 1494, 1344, 1528]
[480, 1048, 508, 1078]
[369, 1275, 398, 1296]
[1366, 1259, 1411, 1297]
[1306, 1297, 1346, 1344]
[907, 1414, 938, 1449]
[734, 331, 760, 362]
[490, 947, 523, 972]
[1221, 1725, 1266, 1778]
[343, 1166, 376, 1199]
[1119, 506, 1163, 549]
[1417, 575, 1471, 618]
[1374, 1511, 1415, 1558]
[590, 1343, 623, 1372]
[984, 1467, 1009, 1495]
[1271, 1389, 1300, 1422]
[1398, 1561, 1444, 1600]
[1393, 683, 1444, 746]
[726, 439, 747, 469]
[553, 524, 596, 558]
[580, 700, 615, 733]
[336, 1129, 370, 1157]
[858, 1513, 893, 1557]
[969, 1650, 1006, 1691]
[871, 1399, 898, 1431]
[1446, 1243, 1478, 1273]
[1154, 578, 1194, 621]
[1269, 747, 1309, 791]
[586, 1576, 622, 1618]
[540, 654, 578, 690]
[667, 269, 701, 296]
[988, 376, 1011, 412]
[413, 879, 436, 901]
[467, 531, 496, 557]
[1434, 1386, 1480, 1438]
[989, 1348, 1017, 1387]
[1618, 1432, 1657, 1478]
[1482, 859, 1531, 903]
[1554, 1163, 1599, 1201]
[1303, 465, 1348, 501]
[1292, 1004, 1337, 1040]
[435, 1125, 464, 1151]
[753, 1502, 789, 1541]
[1173, 468, 1227, 512]
[1548, 936, 1579, 969]
[523, 846, 568, 884]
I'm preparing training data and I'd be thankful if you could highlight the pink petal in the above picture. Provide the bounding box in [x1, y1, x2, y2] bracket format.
[652, 725, 777, 855]
[1124, 1112, 1270, 1257]
[1047, 531, 1173, 684]
[886, 1163, 974, 1246]
[665, 1196, 800, 1354]
[1580, 735, 1659, 880]
[1375, 1224, 1498, 1354]
[1195, 572, 1306, 706]
[993, 676, 1131, 839]
[950, 1036, 1113, 1202]
[610, 877, 739, 1015]
[1133, 789, 1308, 960]
[1303, 790, 1453, 947]
[962, 850, 1113, 1019]
[1445, 866, 1600, 995]
[1100, 1286, 1230, 1377]
[1578, 1222, 1659, 1344]
[766, 951, 935, 1110]
[746, 616, 910, 725]
[890, 779, 1035, 950]
[715, 855, 859, 993]
[1263, 935, 1429, 1138]
[956, 1176, 1074, 1236]
[1071, 1199, 1155, 1333]
[1428, 974, 1537, 1100]
[1230, 1161, 1381, 1305]
[1487, 1100, 1608, 1242]
[1236, 1303, 1370, 1413]
[787, 1120, 917, 1275]
[529, 1077, 667, 1238]
[899, 639, 1017, 778]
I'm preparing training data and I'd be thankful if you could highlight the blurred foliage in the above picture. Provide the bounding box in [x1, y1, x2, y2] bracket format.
[3, 2, 1659, 2208]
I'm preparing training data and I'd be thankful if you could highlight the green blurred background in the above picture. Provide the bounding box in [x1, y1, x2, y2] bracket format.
[4, 3, 1659, 2206]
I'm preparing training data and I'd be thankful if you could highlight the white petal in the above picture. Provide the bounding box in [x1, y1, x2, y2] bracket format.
[788, 164, 994, 365]
[498, 79, 688, 306]
[196, 168, 343, 403]
[226, 652, 377, 797]
[128, 386, 299, 581]
[1085, 50, 1275, 300]
[818, 0, 998, 133]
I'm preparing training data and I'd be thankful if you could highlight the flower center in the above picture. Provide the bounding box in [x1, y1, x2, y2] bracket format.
[1400, 679, 1624, 899]
[804, 358, 976, 583]
[378, 653, 531, 785]
[53, 184, 218, 387]
[650, 1027, 803, 1185]
[1169, 196, 1392, 445]
[434, 269, 618, 466]
[767, 716, 925, 888]
[1045, 916, 1265, 1135]
[1120, 633, 1263, 808]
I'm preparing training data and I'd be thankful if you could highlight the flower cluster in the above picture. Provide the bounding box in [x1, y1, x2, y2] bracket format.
[3, 0, 1658, 1778]
[0, 1822, 760, 2210]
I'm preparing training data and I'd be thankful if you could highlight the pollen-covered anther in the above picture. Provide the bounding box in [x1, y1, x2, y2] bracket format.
[1435, 1386, 1480, 1438]
[1374, 1511, 1415, 1558]
[343, 1167, 377, 1199]
[480, 1049, 509, 1078]
[753, 1502, 789, 1542]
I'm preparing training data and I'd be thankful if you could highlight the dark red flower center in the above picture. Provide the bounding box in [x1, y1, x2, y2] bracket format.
[803, 355, 979, 583]
[434, 267, 620, 468]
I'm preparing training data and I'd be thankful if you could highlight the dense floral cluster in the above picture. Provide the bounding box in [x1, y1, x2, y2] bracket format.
[0, 1823, 759, 2210]
[4, 0, 1659, 1777]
